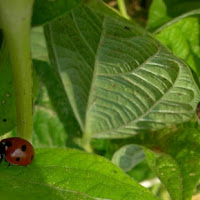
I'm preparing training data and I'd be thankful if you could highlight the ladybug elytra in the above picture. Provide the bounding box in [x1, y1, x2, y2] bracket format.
[0, 137, 34, 166]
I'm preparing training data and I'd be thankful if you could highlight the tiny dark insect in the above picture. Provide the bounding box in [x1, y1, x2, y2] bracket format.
[0, 137, 34, 166]
[124, 26, 130, 30]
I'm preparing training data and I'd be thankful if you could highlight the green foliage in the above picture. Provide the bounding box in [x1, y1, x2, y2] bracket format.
[34, 60, 81, 147]
[147, 0, 200, 31]
[44, 1, 200, 140]
[0, 148, 159, 200]
[32, 0, 83, 26]
[144, 122, 200, 200]
[33, 93, 67, 148]
[1, 0, 200, 199]
[156, 17, 200, 75]
[112, 144, 145, 172]
[31, 27, 48, 62]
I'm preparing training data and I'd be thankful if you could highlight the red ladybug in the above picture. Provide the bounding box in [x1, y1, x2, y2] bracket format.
[0, 137, 34, 166]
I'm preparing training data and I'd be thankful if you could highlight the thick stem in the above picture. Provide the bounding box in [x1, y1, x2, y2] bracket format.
[80, 133, 93, 153]
[0, 0, 34, 142]
[117, 0, 129, 19]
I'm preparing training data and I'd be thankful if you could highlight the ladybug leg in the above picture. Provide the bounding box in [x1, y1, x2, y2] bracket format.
[4, 159, 11, 167]
[7, 163, 11, 168]
[0, 152, 5, 164]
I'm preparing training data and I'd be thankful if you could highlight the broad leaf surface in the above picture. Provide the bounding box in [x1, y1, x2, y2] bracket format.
[155, 17, 200, 75]
[146, 0, 171, 32]
[33, 91, 67, 148]
[34, 60, 81, 147]
[112, 144, 145, 172]
[0, 41, 16, 134]
[31, 27, 48, 62]
[45, 0, 200, 139]
[0, 148, 159, 200]
[147, 0, 200, 32]
[32, 0, 83, 26]
[144, 122, 200, 200]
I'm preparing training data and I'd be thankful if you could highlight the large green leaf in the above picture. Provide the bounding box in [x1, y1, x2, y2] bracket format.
[0, 148, 159, 200]
[44, 0, 200, 139]
[155, 17, 200, 76]
[32, 0, 83, 26]
[144, 122, 200, 200]
[34, 60, 81, 147]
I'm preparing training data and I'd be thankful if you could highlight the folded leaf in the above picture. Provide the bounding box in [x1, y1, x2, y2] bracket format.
[44, 0, 200, 139]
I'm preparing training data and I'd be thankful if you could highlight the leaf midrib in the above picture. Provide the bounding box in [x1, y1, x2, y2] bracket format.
[84, 16, 106, 134]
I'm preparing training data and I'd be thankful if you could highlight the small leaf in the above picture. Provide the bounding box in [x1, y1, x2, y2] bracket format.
[145, 122, 200, 200]
[44, 1, 200, 139]
[156, 17, 200, 75]
[147, 0, 171, 31]
[0, 148, 159, 200]
[145, 149, 182, 200]
[147, 0, 200, 32]
[112, 144, 145, 172]
[32, 0, 83, 26]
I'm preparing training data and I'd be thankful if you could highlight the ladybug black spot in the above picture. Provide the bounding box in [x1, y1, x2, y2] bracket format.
[21, 145, 27, 152]
[5, 141, 12, 147]
[2, 118, 7, 122]
[16, 157, 20, 162]
[31, 155, 34, 160]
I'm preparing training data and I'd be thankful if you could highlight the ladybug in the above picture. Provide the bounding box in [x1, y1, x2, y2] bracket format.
[0, 137, 34, 166]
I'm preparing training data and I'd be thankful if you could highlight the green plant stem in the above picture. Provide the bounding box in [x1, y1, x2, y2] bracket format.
[0, 0, 34, 142]
[80, 134, 93, 153]
[117, 0, 130, 19]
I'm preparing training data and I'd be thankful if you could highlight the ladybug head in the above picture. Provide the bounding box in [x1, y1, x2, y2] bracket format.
[0, 142, 5, 153]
